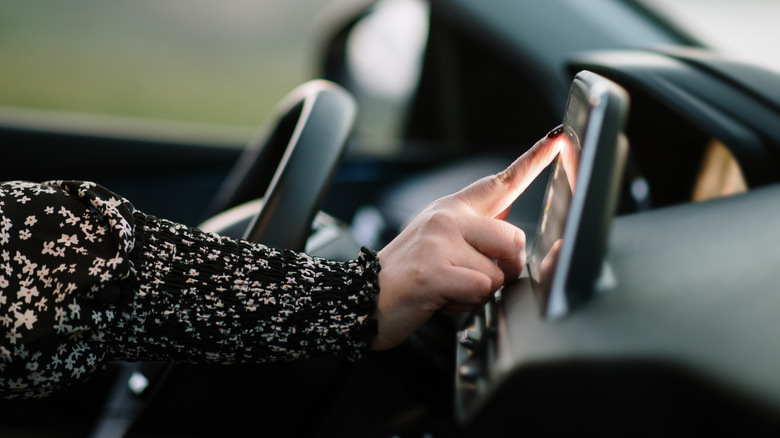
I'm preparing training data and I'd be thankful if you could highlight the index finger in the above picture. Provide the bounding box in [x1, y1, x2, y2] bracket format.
[462, 126, 566, 217]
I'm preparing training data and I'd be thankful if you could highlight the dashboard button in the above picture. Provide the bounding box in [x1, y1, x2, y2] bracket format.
[458, 327, 481, 349]
[458, 357, 483, 383]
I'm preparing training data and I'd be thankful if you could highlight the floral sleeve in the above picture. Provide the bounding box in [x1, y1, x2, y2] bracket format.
[0, 181, 379, 399]
[110, 210, 380, 365]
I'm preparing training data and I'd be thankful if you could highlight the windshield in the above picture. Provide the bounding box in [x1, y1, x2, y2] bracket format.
[638, 0, 780, 74]
[2, 0, 778, 130]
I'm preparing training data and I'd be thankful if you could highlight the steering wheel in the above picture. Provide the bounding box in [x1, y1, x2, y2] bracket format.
[202, 79, 357, 249]
[90, 80, 357, 438]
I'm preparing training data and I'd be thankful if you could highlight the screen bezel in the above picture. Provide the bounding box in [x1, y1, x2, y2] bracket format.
[528, 70, 629, 319]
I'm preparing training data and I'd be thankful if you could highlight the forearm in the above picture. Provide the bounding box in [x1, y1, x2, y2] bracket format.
[0, 180, 379, 399]
[110, 211, 380, 364]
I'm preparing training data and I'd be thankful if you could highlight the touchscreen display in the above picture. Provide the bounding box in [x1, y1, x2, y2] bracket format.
[528, 125, 581, 302]
[527, 71, 628, 319]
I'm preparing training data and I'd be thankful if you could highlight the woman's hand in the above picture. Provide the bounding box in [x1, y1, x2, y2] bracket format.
[372, 129, 564, 350]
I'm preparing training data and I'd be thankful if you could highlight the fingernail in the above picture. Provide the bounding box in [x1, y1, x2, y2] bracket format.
[546, 124, 565, 139]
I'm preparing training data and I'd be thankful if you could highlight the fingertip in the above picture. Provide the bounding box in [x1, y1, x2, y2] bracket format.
[519, 244, 527, 270]
[533, 130, 565, 160]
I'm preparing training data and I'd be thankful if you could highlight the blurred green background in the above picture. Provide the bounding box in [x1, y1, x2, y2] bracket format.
[2, 0, 777, 131]
[0, 0, 337, 128]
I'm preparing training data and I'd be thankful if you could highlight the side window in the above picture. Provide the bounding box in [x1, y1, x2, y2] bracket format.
[0, 0, 337, 128]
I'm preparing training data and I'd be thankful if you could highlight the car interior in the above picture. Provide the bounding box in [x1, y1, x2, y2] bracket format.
[1, 0, 780, 436]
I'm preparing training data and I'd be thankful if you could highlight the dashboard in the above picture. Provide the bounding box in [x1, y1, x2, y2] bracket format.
[456, 181, 780, 435]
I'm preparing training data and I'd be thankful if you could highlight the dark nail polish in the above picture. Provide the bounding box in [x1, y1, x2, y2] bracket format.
[547, 124, 565, 139]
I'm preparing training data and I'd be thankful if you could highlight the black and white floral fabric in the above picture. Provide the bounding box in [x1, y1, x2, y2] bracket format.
[0, 181, 379, 399]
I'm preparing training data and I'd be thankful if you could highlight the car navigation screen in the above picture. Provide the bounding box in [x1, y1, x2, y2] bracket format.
[528, 125, 580, 304]
[528, 71, 628, 319]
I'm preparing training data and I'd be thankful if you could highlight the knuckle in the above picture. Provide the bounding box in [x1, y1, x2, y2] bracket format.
[495, 168, 513, 186]
[425, 209, 459, 231]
